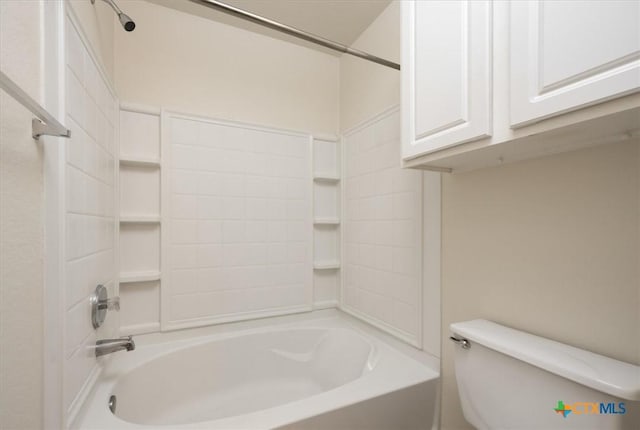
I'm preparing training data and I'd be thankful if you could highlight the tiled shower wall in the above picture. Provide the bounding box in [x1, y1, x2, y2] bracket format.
[64, 16, 118, 416]
[164, 116, 313, 330]
[342, 109, 424, 347]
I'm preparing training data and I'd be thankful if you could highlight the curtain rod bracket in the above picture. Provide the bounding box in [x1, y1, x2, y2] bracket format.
[0, 70, 71, 141]
[32, 118, 71, 140]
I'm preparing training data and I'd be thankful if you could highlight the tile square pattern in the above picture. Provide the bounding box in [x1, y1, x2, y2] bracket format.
[343, 110, 423, 346]
[64, 17, 118, 414]
[166, 117, 312, 327]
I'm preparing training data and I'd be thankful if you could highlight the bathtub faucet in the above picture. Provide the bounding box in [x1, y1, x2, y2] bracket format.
[95, 336, 135, 357]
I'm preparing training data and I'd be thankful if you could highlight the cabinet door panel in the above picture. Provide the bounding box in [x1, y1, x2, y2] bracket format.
[510, 1, 640, 127]
[402, 0, 492, 160]
[414, 1, 465, 137]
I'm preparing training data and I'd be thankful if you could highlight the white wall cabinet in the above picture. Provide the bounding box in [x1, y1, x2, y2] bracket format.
[402, 0, 492, 159]
[402, 0, 640, 172]
[510, 1, 640, 127]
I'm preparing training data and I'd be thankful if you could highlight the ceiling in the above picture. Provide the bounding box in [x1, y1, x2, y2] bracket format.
[145, 0, 391, 53]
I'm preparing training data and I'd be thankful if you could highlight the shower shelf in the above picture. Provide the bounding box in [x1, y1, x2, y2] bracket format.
[313, 217, 340, 225]
[118, 108, 162, 335]
[120, 215, 161, 223]
[313, 261, 341, 270]
[120, 271, 161, 283]
[313, 173, 340, 183]
[311, 136, 341, 306]
[120, 156, 161, 167]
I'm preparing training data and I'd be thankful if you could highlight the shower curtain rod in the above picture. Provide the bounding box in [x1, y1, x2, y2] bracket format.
[188, 0, 401, 70]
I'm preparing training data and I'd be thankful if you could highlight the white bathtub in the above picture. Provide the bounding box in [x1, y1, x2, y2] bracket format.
[74, 310, 440, 429]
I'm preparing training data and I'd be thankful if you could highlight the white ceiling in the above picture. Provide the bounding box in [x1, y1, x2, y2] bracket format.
[145, 0, 391, 53]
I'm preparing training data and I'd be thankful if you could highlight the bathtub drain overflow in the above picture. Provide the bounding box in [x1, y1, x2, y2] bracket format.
[108, 395, 117, 414]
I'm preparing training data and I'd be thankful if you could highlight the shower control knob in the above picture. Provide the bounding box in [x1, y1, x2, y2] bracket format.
[90, 284, 120, 329]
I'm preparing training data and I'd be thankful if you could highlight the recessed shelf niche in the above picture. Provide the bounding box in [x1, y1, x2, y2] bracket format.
[119, 280, 160, 335]
[118, 106, 162, 336]
[312, 136, 341, 307]
[119, 223, 160, 274]
[120, 164, 160, 217]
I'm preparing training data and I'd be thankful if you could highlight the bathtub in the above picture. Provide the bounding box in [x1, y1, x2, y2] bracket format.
[74, 310, 440, 429]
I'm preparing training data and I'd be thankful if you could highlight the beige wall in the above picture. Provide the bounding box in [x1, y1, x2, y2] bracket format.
[113, 0, 339, 134]
[68, 0, 115, 80]
[339, 1, 400, 132]
[0, 2, 44, 429]
[441, 140, 640, 430]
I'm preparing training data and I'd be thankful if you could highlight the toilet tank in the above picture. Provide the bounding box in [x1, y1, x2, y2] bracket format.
[450, 320, 640, 430]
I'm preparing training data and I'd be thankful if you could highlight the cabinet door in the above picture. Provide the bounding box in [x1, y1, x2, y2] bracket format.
[402, 1, 492, 160]
[510, 1, 640, 128]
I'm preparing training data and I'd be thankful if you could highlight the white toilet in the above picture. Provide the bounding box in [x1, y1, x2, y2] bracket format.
[450, 320, 640, 430]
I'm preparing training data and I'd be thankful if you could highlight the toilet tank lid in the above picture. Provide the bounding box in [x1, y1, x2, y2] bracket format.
[450, 319, 640, 401]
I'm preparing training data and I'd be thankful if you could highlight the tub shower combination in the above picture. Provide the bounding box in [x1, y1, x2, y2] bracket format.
[76, 311, 440, 429]
[65, 2, 438, 428]
[75, 105, 437, 428]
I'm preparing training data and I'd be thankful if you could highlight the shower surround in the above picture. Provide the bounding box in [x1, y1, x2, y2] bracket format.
[64, 13, 119, 418]
[45, 2, 443, 428]
[342, 108, 424, 347]
[163, 113, 313, 329]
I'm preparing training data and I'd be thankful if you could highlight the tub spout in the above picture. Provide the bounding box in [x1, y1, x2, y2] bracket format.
[95, 336, 135, 357]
